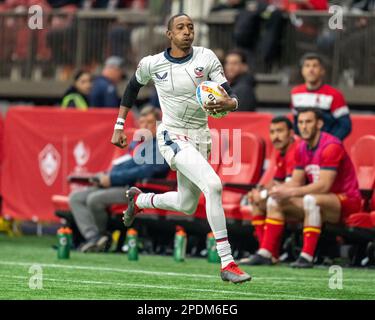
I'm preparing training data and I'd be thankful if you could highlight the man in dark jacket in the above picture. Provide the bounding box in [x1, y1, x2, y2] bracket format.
[224, 49, 257, 111]
[69, 106, 169, 252]
[90, 56, 124, 107]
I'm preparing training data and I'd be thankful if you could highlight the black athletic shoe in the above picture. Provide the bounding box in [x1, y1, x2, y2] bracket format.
[95, 235, 110, 252]
[123, 187, 143, 227]
[79, 237, 99, 253]
[290, 256, 314, 268]
[238, 253, 273, 266]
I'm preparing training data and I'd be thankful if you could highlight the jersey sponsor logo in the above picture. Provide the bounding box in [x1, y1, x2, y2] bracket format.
[305, 164, 320, 182]
[155, 72, 168, 81]
[194, 67, 204, 78]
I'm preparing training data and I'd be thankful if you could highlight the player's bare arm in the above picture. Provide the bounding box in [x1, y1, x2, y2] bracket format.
[269, 168, 305, 200]
[270, 169, 337, 201]
[112, 67, 145, 148]
[111, 105, 131, 148]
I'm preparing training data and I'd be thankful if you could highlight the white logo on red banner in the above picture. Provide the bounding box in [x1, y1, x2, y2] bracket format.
[38, 144, 61, 186]
[73, 140, 90, 167]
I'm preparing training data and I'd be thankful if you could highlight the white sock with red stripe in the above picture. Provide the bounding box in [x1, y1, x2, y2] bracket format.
[135, 193, 156, 209]
[214, 230, 234, 269]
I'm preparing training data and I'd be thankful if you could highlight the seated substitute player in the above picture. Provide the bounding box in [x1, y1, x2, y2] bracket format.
[240, 116, 298, 255]
[246, 108, 361, 268]
[111, 13, 251, 283]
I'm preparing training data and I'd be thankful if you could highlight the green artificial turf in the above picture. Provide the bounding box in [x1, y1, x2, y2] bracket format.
[0, 234, 374, 300]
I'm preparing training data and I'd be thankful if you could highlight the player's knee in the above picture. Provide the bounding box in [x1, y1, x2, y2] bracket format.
[205, 177, 222, 196]
[86, 193, 103, 210]
[303, 194, 317, 211]
[69, 191, 84, 206]
[303, 194, 321, 226]
[180, 201, 198, 215]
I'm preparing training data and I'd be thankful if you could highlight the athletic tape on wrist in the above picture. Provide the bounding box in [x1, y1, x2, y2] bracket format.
[232, 98, 239, 111]
[114, 118, 125, 130]
[114, 124, 124, 130]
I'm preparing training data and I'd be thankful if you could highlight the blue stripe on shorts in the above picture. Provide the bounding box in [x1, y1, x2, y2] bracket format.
[163, 130, 181, 155]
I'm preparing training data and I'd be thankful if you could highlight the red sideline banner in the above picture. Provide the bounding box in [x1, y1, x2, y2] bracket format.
[1, 107, 374, 222]
[1, 107, 135, 221]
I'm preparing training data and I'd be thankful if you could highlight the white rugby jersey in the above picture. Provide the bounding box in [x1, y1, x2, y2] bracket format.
[135, 46, 227, 129]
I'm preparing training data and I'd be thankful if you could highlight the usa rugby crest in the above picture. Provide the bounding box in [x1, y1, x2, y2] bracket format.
[194, 67, 204, 78]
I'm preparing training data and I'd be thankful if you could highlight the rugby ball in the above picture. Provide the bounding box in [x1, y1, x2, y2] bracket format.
[196, 81, 229, 119]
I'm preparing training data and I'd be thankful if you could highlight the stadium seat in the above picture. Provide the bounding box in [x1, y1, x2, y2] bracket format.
[136, 170, 176, 194]
[371, 212, 375, 227]
[238, 148, 278, 222]
[335, 136, 375, 229]
[322, 136, 375, 265]
[350, 135, 375, 197]
[219, 133, 265, 221]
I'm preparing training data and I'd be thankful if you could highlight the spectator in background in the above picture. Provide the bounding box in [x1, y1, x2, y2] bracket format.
[238, 116, 298, 259]
[351, 0, 375, 11]
[231, 0, 327, 71]
[211, 0, 246, 12]
[0, 0, 51, 67]
[69, 106, 170, 253]
[291, 53, 352, 140]
[61, 70, 92, 110]
[224, 49, 257, 111]
[46, 0, 79, 80]
[90, 56, 124, 108]
[284, 0, 328, 11]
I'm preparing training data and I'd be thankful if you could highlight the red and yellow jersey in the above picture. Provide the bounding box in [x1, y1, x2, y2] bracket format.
[295, 132, 361, 199]
[273, 139, 299, 182]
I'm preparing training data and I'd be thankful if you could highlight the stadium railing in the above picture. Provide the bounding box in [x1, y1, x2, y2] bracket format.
[1, 10, 375, 105]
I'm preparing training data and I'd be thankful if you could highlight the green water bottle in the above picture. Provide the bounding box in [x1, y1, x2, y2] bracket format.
[65, 227, 73, 248]
[127, 228, 139, 261]
[174, 226, 187, 262]
[57, 227, 70, 259]
[207, 232, 220, 263]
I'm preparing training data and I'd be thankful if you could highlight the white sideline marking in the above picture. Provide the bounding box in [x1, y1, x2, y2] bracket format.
[0, 261, 216, 279]
[0, 260, 374, 283]
[3, 274, 332, 300]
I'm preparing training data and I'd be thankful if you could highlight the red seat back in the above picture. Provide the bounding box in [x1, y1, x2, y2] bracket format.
[351, 135, 375, 190]
[258, 148, 278, 186]
[218, 132, 265, 185]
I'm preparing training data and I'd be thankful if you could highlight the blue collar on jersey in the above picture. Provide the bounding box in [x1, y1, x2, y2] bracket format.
[164, 47, 193, 64]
